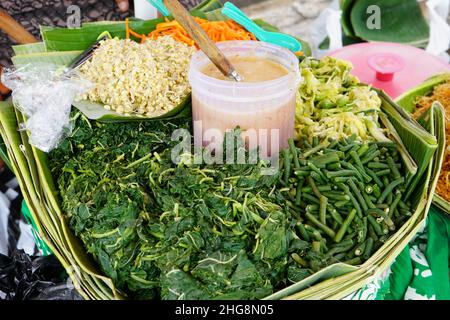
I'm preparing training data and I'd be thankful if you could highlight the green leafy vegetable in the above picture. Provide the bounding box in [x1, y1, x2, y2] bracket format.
[49, 108, 413, 299]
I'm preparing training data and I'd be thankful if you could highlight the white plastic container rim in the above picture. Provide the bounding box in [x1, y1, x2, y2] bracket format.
[188, 41, 302, 103]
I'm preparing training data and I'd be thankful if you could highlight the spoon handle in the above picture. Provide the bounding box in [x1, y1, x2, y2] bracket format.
[147, 0, 170, 16]
[224, 2, 258, 27]
[163, 0, 242, 82]
[222, 7, 263, 39]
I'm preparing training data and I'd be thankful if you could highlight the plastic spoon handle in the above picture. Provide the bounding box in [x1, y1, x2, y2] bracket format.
[147, 0, 170, 16]
[224, 2, 256, 25]
[163, 0, 242, 82]
[222, 2, 302, 52]
[222, 3, 264, 38]
[222, 8, 264, 39]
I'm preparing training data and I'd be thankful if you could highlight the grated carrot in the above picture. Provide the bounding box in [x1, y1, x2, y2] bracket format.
[145, 17, 257, 47]
[124, 17, 303, 57]
[125, 18, 130, 39]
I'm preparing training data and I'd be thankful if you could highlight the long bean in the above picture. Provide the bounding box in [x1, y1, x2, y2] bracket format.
[350, 150, 364, 168]
[341, 161, 364, 182]
[305, 212, 336, 239]
[319, 195, 328, 225]
[348, 178, 368, 211]
[334, 209, 357, 243]
[288, 138, 301, 171]
[387, 156, 401, 180]
[367, 208, 395, 230]
[301, 185, 332, 193]
[363, 238, 374, 260]
[303, 193, 320, 204]
[303, 142, 328, 158]
[375, 169, 391, 176]
[367, 215, 383, 236]
[354, 240, 367, 256]
[311, 153, 340, 167]
[389, 192, 402, 218]
[366, 168, 384, 188]
[283, 149, 291, 185]
[361, 150, 381, 164]
[377, 177, 405, 204]
[295, 179, 305, 206]
[357, 143, 370, 157]
[343, 257, 362, 265]
[325, 170, 357, 178]
[322, 192, 350, 202]
[304, 224, 323, 241]
[307, 176, 322, 198]
[327, 206, 344, 224]
[368, 162, 389, 170]
[296, 222, 310, 242]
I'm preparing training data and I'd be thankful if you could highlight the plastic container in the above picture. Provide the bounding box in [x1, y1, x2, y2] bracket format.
[328, 42, 450, 98]
[188, 41, 301, 155]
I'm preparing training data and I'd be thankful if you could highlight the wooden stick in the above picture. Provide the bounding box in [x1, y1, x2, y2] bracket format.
[0, 9, 37, 44]
[162, 0, 242, 81]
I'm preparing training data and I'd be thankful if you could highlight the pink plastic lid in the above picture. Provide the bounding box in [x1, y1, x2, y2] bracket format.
[328, 42, 450, 98]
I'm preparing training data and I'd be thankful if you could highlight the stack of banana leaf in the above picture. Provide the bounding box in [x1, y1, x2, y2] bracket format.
[0, 0, 445, 300]
[397, 73, 450, 215]
[0, 97, 444, 300]
[321, 0, 430, 49]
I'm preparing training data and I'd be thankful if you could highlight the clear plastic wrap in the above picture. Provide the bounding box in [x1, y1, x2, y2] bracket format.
[1, 63, 92, 153]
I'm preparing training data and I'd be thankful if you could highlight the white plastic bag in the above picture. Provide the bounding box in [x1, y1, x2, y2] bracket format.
[1, 63, 91, 153]
[425, 0, 450, 59]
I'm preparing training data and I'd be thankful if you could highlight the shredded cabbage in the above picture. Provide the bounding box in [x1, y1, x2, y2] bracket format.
[296, 57, 388, 143]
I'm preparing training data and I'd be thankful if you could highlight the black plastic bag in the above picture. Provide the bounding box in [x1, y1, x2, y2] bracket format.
[0, 250, 81, 300]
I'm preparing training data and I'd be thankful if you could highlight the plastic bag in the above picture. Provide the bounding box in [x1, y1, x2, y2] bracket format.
[0, 250, 81, 300]
[425, 0, 450, 58]
[1, 63, 92, 153]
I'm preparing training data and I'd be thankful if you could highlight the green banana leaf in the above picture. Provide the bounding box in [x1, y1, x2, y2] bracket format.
[12, 42, 46, 55]
[349, 0, 429, 47]
[417, 102, 446, 205]
[378, 90, 438, 202]
[396, 73, 450, 112]
[12, 50, 82, 67]
[339, 0, 358, 39]
[40, 0, 221, 52]
[73, 94, 191, 122]
[395, 75, 450, 214]
[193, 0, 224, 12]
